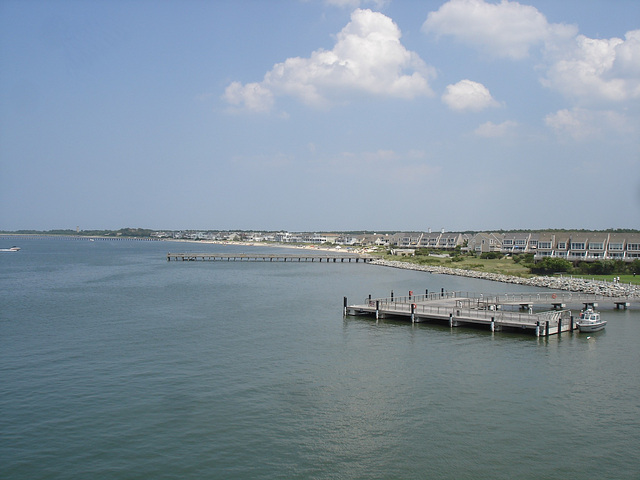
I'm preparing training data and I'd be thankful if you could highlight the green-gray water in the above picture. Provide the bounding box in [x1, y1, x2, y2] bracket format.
[1, 238, 639, 479]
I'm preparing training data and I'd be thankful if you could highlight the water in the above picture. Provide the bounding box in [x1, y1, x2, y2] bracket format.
[1, 237, 639, 479]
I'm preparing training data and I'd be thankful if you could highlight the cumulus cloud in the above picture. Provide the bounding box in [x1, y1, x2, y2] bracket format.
[223, 9, 435, 112]
[422, 0, 640, 106]
[542, 30, 640, 103]
[442, 79, 499, 111]
[474, 120, 517, 137]
[545, 107, 632, 141]
[422, 0, 576, 59]
[224, 82, 274, 113]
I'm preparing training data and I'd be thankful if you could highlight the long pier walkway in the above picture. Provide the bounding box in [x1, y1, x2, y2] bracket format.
[344, 290, 635, 336]
[167, 253, 374, 263]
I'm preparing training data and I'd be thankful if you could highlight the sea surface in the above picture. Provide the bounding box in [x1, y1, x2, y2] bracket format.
[1, 237, 639, 479]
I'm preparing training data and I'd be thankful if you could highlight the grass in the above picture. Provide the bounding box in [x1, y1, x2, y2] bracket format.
[373, 251, 640, 285]
[380, 253, 533, 277]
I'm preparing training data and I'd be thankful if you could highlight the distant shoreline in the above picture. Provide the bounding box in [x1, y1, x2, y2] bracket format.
[4, 234, 638, 297]
[0, 234, 365, 254]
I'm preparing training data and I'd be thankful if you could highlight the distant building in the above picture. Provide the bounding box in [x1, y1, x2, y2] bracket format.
[468, 233, 502, 254]
[532, 232, 640, 262]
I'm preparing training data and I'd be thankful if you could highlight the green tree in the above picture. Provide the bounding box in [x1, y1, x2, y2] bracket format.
[530, 257, 573, 275]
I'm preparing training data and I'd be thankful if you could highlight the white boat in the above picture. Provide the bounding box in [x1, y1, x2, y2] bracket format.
[576, 308, 606, 332]
[0, 246, 20, 252]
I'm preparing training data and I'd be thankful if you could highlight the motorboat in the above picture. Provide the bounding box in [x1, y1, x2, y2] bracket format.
[0, 246, 20, 252]
[576, 308, 606, 332]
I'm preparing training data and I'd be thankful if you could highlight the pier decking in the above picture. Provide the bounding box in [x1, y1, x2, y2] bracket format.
[345, 291, 634, 336]
[167, 253, 374, 262]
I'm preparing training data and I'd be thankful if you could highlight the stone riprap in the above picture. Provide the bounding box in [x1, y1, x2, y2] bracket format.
[370, 259, 640, 298]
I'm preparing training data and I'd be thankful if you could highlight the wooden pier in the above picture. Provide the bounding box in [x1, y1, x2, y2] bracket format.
[167, 253, 374, 263]
[344, 290, 634, 336]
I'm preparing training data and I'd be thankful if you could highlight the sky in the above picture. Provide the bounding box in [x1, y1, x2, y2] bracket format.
[1, 0, 639, 232]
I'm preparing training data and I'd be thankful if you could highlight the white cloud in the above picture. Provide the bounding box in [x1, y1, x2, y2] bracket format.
[545, 108, 596, 140]
[474, 120, 517, 137]
[614, 30, 640, 76]
[422, 0, 576, 60]
[542, 30, 640, 103]
[422, 1, 640, 107]
[442, 79, 499, 111]
[223, 9, 435, 112]
[545, 107, 632, 141]
[224, 82, 274, 113]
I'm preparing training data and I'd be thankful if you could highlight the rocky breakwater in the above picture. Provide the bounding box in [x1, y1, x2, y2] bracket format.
[370, 259, 640, 299]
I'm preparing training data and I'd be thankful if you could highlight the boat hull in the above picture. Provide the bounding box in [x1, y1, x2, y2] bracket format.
[577, 321, 607, 333]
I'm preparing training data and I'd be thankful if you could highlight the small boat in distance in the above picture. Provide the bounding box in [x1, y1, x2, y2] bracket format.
[0, 246, 20, 252]
[576, 308, 607, 332]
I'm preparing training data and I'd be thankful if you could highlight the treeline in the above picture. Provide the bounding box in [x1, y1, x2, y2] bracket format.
[1, 228, 155, 238]
[530, 257, 640, 275]
[464, 250, 640, 275]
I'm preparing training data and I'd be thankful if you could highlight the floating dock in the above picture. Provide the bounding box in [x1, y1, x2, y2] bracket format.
[167, 253, 374, 262]
[344, 290, 632, 336]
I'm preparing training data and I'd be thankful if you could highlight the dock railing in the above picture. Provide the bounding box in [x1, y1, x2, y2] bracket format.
[366, 291, 632, 308]
[355, 291, 580, 334]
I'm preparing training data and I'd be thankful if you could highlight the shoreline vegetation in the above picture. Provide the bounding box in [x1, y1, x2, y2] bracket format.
[370, 259, 640, 299]
[2, 233, 638, 297]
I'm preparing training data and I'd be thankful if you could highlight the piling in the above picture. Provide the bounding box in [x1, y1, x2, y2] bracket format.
[558, 317, 562, 335]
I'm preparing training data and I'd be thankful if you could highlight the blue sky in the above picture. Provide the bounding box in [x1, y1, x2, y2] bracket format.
[1, 0, 639, 232]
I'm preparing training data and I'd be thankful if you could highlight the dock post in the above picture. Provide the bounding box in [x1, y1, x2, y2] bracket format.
[449, 313, 453, 327]
[545, 321, 550, 337]
[425, 289, 428, 296]
[441, 288, 444, 298]
[343, 297, 347, 317]
[536, 321, 540, 337]
[391, 290, 394, 301]
[376, 300, 380, 320]
[490, 317, 495, 332]
[558, 317, 562, 335]
[411, 303, 415, 323]
[570, 315, 574, 331]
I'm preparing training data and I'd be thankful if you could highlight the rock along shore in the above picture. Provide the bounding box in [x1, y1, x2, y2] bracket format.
[370, 259, 640, 299]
